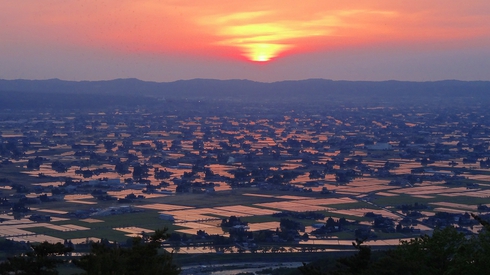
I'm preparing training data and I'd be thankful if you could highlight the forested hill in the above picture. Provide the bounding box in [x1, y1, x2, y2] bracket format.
[0, 78, 489, 109]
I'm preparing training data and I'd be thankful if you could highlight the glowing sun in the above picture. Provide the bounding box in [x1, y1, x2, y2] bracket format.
[244, 43, 288, 62]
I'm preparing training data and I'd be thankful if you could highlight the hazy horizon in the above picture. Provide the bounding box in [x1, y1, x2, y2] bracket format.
[2, 77, 490, 84]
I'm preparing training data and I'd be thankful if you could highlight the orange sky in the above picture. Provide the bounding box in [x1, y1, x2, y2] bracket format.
[1, 0, 490, 81]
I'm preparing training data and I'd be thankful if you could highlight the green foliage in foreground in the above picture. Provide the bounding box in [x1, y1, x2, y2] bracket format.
[300, 214, 490, 275]
[74, 228, 180, 275]
[0, 228, 180, 275]
[0, 242, 73, 275]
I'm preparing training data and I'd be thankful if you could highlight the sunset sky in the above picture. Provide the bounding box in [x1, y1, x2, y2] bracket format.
[1, 0, 490, 82]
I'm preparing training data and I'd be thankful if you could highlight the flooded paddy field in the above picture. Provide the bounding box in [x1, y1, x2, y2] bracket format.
[1, 99, 490, 257]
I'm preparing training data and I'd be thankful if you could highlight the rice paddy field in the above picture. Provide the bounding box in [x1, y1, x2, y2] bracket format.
[1, 175, 489, 249]
[2, 100, 490, 254]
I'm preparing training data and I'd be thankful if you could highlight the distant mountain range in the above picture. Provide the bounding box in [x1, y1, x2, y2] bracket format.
[0, 78, 489, 109]
[1, 78, 489, 97]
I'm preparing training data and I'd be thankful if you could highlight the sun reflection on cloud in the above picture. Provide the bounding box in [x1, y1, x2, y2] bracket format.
[203, 8, 396, 62]
[216, 22, 296, 61]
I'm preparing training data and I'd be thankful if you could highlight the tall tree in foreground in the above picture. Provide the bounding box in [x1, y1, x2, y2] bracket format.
[300, 214, 490, 275]
[74, 228, 180, 275]
[369, 226, 470, 275]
